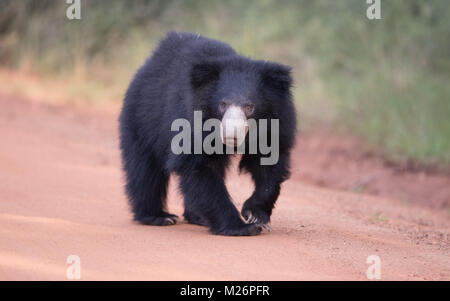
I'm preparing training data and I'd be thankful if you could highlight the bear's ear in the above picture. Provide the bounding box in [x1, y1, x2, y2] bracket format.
[261, 63, 293, 94]
[191, 62, 222, 89]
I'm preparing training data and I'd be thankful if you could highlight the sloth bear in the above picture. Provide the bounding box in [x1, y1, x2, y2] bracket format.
[119, 32, 296, 236]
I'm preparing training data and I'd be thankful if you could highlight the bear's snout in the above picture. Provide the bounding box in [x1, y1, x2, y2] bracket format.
[220, 105, 248, 147]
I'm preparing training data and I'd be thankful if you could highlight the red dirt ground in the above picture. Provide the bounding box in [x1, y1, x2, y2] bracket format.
[0, 95, 449, 280]
[292, 130, 450, 209]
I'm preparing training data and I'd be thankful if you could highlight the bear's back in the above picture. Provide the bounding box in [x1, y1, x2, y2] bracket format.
[147, 32, 237, 74]
[159, 31, 236, 62]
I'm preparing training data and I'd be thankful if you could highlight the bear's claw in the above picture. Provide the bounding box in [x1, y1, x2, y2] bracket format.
[244, 212, 272, 232]
[136, 213, 179, 226]
[261, 223, 272, 232]
[212, 223, 262, 236]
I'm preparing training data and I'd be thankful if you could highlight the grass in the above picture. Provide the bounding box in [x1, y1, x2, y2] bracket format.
[372, 212, 389, 223]
[1, 0, 449, 169]
[328, 69, 450, 168]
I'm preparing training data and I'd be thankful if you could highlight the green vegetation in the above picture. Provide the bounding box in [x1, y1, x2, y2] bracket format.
[1, 0, 449, 168]
[372, 211, 389, 223]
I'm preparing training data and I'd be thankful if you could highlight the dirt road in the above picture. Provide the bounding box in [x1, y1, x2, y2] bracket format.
[0, 95, 448, 280]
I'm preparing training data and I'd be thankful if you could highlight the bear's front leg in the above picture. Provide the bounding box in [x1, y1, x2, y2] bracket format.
[240, 153, 290, 229]
[179, 165, 262, 236]
[241, 186, 279, 231]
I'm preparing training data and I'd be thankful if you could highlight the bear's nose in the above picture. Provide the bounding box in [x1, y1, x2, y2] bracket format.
[220, 105, 248, 147]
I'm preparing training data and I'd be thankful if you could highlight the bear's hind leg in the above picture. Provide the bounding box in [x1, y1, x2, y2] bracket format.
[183, 210, 208, 226]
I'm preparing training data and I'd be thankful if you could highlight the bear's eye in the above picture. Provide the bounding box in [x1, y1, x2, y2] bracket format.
[243, 103, 255, 116]
[219, 101, 228, 113]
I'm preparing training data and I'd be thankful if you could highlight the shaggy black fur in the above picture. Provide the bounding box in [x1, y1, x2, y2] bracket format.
[119, 31, 296, 236]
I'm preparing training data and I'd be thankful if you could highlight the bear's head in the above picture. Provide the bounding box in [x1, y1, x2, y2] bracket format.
[191, 57, 293, 147]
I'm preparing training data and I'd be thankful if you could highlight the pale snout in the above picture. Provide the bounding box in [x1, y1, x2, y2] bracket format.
[220, 105, 248, 147]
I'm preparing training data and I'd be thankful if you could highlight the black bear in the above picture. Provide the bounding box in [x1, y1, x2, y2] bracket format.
[119, 32, 296, 236]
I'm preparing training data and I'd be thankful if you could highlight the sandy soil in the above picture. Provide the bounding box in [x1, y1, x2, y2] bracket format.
[292, 130, 450, 209]
[0, 95, 449, 280]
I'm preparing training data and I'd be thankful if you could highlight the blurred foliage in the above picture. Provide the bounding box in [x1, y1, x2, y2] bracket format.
[0, 0, 449, 168]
